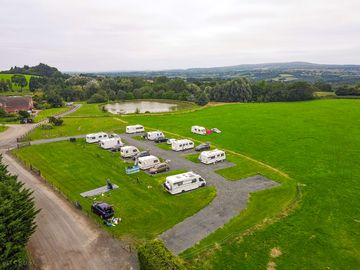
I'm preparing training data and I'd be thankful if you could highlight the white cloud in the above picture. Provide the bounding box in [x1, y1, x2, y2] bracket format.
[0, 0, 359, 71]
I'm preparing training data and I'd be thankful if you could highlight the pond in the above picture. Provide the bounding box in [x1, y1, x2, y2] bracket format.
[104, 101, 179, 114]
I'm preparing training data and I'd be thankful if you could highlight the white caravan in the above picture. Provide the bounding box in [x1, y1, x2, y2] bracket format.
[137, 155, 160, 170]
[164, 172, 206, 195]
[146, 131, 164, 141]
[86, 132, 108, 143]
[199, 149, 226, 164]
[126, 124, 145, 134]
[171, 139, 194, 151]
[191, 126, 206, 135]
[120, 146, 139, 158]
[99, 137, 124, 150]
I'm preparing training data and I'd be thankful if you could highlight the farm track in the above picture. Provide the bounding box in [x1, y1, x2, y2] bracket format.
[0, 106, 138, 270]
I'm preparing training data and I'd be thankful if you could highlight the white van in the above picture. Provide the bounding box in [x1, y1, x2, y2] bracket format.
[171, 139, 194, 151]
[120, 146, 139, 158]
[146, 131, 164, 141]
[126, 124, 145, 134]
[164, 172, 206, 195]
[86, 132, 108, 143]
[199, 149, 226, 164]
[137, 155, 160, 170]
[99, 137, 124, 150]
[191, 126, 206, 135]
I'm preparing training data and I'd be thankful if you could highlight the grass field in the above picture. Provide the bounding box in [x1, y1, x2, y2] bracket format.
[21, 99, 360, 269]
[0, 73, 34, 91]
[13, 140, 216, 242]
[0, 125, 7, 133]
[34, 107, 70, 122]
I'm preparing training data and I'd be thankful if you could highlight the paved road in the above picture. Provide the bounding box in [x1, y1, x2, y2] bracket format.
[120, 134, 279, 254]
[0, 106, 138, 270]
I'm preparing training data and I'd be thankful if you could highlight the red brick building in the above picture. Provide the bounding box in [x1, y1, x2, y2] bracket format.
[0, 96, 34, 113]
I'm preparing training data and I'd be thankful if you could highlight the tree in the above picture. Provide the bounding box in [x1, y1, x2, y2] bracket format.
[48, 116, 63, 126]
[195, 91, 209, 106]
[210, 78, 252, 102]
[0, 79, 9, 92]
[18, 110, 30, 119]
[0, 155, 39, 269]
[314, 81, 332, 92]
[46, 92, 64, 107]
[84, 80, 100, 99]
[87, 93, 107, 103]
[29, 77, 45, 92]
[11, 75, 27, 90]
[286, 81, 314, 101]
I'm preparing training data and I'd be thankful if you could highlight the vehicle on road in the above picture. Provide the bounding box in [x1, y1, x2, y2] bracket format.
[199, 149, 226, 164]
[171, 139, 194, 151]
[91, 202, 114, 219]
[120, 146, 139, 158]
[145, 131, 164, 141]
[86, 132, 108, 143]
[132, 150, 150, 161]
[149, 162, 170, 174]
[164, 171, 206, 194]
[154, 136, 167, 143]
[99, 137, 124, 149]
[195, 142, 211, 152]
[191, 125, 207, 135]
[126, 124, 145, 134]
[167, 138, 177, 145]
[138, 155, 160, 170]
[211, 128, 221, 134]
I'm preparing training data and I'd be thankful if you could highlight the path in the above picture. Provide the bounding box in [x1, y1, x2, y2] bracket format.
[0, 106, 138, 270]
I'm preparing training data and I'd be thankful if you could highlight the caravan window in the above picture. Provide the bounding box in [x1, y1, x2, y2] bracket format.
[91, 137, 95, 139]
[154, 160, 159, 163]
[221, 153, 225, 156]
[210, 156, 215, 159]
[191, 179, 197, 183]
[176, 182, 183, 186]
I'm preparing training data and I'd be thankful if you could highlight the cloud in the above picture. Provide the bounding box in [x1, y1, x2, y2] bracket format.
[0, 0, 359, 71]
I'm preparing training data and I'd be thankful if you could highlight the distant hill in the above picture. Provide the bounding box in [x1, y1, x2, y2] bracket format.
[1, 63, 59, 77]
[86, 62, 360, 83]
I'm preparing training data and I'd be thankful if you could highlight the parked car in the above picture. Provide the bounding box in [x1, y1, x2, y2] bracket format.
[91, 202, 114, 219]
[133, 150, 150, 161]
[154, 136, 167, 143]
[149, 162, 170, 174]
[211, 128, 221, 134]
[195, 142, 211, 152]
[20, 118, 34, 124]
[167, 138, 177, 145]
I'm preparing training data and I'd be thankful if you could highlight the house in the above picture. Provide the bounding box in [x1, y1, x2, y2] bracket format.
[0, 96, 34, 113]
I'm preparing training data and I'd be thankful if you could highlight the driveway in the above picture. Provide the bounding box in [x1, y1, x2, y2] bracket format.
[120, 134, 279, 254]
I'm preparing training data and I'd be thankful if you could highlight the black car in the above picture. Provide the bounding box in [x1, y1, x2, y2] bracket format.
[91, 202, 114, 219]
[132, 150, 150, 160]
[195, 143, 211, 152]
[154, 136, 167, 143]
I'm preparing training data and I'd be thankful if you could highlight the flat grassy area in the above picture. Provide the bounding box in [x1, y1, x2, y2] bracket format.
[34, 107, 70, 122]
[0, 91, 32, 96]
[13, 140, 216, 242]
[67, 103, 110, 117]
[0, 125, 7, 133]
[20, 99, 360, 269]
[123, 99, 360, 269]
[25, 117, 127, 141]
[0, 74, 34, 91]
[314, 91, 336, 98]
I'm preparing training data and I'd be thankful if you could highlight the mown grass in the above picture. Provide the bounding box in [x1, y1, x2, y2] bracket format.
[67, 103, 110, 117]
[21, 99, 360, 269]
[0, 125, 7, 133]
[0, 74, 34, 91]
[13, 140, 216, 242]
[34, 107, 69, 122]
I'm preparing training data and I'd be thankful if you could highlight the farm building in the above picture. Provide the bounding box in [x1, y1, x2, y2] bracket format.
[0, 96, 33, 113]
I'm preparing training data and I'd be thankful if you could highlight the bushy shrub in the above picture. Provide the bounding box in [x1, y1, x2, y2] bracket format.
[87, 93, 107, 103]
[48, 116, 63, 126]
[137, 240, 185, 270]
[40, 124, 53, 130]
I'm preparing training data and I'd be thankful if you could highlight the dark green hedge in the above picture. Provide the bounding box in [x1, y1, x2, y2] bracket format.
[138, 239, 185, 270]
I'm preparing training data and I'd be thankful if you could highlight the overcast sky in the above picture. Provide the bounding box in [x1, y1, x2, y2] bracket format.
[1, 0, 359, 71]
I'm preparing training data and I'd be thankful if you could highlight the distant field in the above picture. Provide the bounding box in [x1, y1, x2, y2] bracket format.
[0, 73, 34, 91]
[13, 140, 216, 241]
[34, 107, 69, 122]
[314, 91, 336, 98]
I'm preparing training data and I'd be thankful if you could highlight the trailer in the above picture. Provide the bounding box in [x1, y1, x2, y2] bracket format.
[120, 146, 139, 158]
[199, 149, 226, 164]
[99, 137, 124, 150]
[126, 124, 145, 134]
[146, 131, 164, 141]
[86, 132, 108, 143]
[164, 172, 206, 195]
[125, 165, 140, 174]
[191, 126, 206, 135]
[171, 139, 194, 151]
[137, 155, 160, 170]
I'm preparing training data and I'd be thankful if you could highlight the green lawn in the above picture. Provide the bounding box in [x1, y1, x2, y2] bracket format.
[19, 99, 360, 269]
[67, 103, 110, 117]
[13, 140, 216, 242]
[0, 125, 7, 133]
[0, 74, 34, 91]
[34, 107, 70, 122]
